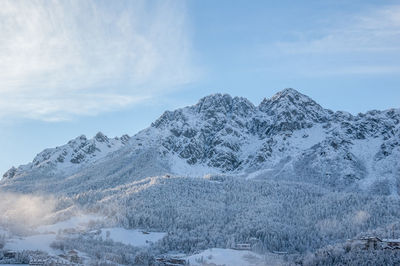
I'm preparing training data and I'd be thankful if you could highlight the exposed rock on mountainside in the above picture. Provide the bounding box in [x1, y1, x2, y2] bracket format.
[2, 88, 400, 194]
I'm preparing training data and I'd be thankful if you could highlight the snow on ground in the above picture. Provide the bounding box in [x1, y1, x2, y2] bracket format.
[4, 217, 165, 255]
[240, 135, 265, 161]
[36, 214, 103, 233]
[287, 124, 326, 150]
[169, 153, 220, 177]
[351, 137, 384, 190]
[186, 248, 266, 266]
[4, 214, 103, 255]
[5, 234, 57, 255]
[100, 227, 166, 247]
[245, 168, 274, 180]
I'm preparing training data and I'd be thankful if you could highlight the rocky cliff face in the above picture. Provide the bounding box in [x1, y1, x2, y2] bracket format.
[2, 88, 400, 195]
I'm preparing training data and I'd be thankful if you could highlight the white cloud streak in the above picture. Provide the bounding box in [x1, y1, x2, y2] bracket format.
[276, 5, 400, 54]
[268, 5, 400, 76]
[0, 0, 196, 121]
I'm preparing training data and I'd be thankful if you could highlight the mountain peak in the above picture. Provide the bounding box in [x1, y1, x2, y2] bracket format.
[255, 88, 330, 134]
[261, 88, 316, 108]
[95, 132, 109, 143]
[2, 88, 400, 194]
[2, 166, 17, 179]
[194, 93, 255, 117]
[195, 93, 233, 114]
[274, 87, 303, 98]
[259, 88, 325, 115]
[198, 93, 232, 101]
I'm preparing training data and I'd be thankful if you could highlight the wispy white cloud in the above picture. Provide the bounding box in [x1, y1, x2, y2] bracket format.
[0, 0, 197, 121]
[275, 5, 400, 54]
[0, 92, 148, 122]
[267, 5, 400, 76]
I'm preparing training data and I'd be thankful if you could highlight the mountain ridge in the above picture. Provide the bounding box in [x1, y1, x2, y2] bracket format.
[2, 88, 400, 196]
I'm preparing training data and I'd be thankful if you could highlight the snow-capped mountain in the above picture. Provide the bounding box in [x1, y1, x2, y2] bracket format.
[1, 88, 400, 265]
[3, 132, 130, 179]
[2, 88, 400, 195]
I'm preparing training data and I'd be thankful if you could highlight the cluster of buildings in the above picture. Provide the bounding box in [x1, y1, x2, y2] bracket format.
[347, 237, 400, 251]
[1, 249, 82, 266]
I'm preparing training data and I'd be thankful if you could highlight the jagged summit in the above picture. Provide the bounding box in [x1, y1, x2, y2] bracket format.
[2, 166, 17, 179]
[95, 132, 108, 142]
[195, 93, 233, 113]
[153, 89, 317, 129]
[259, 88, 327, 116]
[155, 88, 327, 129]
[270, 87, 309, 100]
[2, 88, 400, 196]
[255, 88, 331, 135]
[152, 94, 254, 130]
[190, 88, 319, 115]
[194, 93, 255, 116]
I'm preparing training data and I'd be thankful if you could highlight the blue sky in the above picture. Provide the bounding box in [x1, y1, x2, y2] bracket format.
[0, 0, 400, 175]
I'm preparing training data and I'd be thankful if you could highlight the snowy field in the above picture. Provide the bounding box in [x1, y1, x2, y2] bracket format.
[186, 248, 277, 266]
[100, 227, 166, 247]
[4, 214, 100, 254]
[6, 234, 57, 254]
[36, 214, 103, 233]
[3, 215, 166, 255]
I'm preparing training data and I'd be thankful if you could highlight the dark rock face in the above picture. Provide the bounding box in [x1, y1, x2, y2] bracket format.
[3, 166, 16, 179]
[95, 132, 109, 143]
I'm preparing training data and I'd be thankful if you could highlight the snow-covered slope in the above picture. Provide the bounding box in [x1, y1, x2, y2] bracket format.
[2, 88, 400, 194]
[3, 132, 131, 179]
